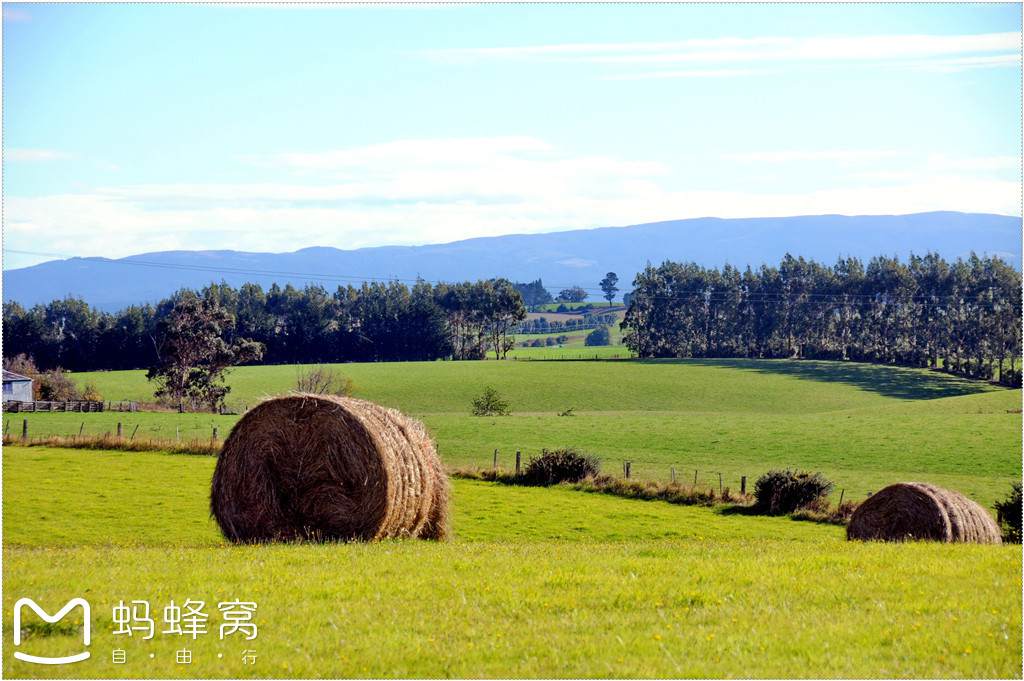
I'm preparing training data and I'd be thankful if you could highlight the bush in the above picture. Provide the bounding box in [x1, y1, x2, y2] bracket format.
[471, 386, 511, 416]
[585, 325, 611, 346]
[753, 468, 834, 515]
[36, 368, 81, 401]
[81, 382, 103, 401]
[995, 482, 1022, 543]
[295, 365, 358, 397]
[519, 448, 600, 486]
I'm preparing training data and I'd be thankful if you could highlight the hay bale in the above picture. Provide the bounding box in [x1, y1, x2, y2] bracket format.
[210, 394, 450, 543]
[846, 482, 1002, 544]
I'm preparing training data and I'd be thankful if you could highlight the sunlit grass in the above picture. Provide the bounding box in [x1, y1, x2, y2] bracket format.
[4, 539, 1019, 678]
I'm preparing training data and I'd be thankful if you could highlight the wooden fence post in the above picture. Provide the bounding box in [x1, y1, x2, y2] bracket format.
[719, 472, 723, 495]
[22, 419, 27, 442]
[79, 422, 84, 438]
[213, 427, 219, 441]
[493, 448, 498, 469]
[625, 461, 631, 479]
[130, 425, 140, 441]
[694, 470, 698, 485]
[671, 467, 676, 483]
[741, 476, 746, 495]
[838, 489, 845, 506]
[515, 451, 521, 476]
[117, 422, 122, 439]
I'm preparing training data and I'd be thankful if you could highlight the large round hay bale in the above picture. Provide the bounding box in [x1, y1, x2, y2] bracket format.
[210, 394, 450, 543]
[846, 482, 1001, 544]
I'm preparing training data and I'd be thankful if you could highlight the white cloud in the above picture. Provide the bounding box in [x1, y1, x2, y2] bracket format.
[601, 69, 769, 80]
[901, 53, 1023, 72]
[5, 148, 75, 162]
[725, 150, 912, 164]
[557, 259, 599, 268]
[4, 137, 1019, 266]
[424, 32, 1020, 66]
[927, 155, 1022, 172]
[6, 179, 1019, 267]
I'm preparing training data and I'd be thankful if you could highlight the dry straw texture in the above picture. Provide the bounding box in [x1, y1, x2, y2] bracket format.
[210, 394, 450, 543]
[846, 482, 1002, 544]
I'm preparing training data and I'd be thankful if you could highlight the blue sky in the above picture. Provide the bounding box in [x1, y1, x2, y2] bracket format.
[2, 3, 1021, 269]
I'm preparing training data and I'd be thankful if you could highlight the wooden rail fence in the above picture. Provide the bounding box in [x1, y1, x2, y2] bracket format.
[2, 400, 138, 413]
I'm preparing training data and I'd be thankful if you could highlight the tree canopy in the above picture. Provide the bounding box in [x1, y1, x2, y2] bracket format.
[621, 252, 1022, 386]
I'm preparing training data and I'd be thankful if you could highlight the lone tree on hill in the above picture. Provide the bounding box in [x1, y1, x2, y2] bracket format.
[599, 272, 619, 306]
[147, 294, 264, 411]
[558, 286, 588, 303]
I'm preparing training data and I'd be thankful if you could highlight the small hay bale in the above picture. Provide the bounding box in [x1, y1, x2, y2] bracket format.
[846, 482, 1002, 544]
[210, 394, 450, 543]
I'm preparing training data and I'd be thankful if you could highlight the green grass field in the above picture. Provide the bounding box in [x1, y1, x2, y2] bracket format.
[4, 359, 1021, 677]
[3, 448, 1020, 678]
[31, 359, 1024, 502]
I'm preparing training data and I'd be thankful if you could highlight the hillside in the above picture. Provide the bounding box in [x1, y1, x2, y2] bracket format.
[3, 211, 1019, 311]
[27, 357, 1020, 502]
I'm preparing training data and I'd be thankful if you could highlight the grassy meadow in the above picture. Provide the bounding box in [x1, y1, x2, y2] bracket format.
[3, 358, 1021, 677]
[3, 448, 1021, 678]
[24, 358, 1024, 501]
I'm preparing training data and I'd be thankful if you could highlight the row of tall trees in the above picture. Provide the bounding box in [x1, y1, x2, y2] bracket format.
[2, 278, 526, 372]
[622, 253, 1022, 385]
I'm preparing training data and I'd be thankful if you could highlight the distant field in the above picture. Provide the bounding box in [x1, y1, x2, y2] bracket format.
[18, 359, 1022, 503]
[510, 318, 629, 357]
[3, 447, 1020, 679]
[534, 302, 626, 313]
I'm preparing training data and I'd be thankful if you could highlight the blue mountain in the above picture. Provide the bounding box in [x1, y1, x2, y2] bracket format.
[3, 211, 1019, 312]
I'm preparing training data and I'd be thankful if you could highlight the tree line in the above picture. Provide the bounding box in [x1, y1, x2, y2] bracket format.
[2, 278, 527, 374]
[622, 252, 1022, 386]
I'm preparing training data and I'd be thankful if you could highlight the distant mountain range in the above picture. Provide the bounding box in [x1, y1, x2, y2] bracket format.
[3, 211, 1020, 312]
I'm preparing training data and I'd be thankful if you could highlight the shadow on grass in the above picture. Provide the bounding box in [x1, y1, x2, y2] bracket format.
[640, 358, 997, 401]
[716, 504, 762, 517]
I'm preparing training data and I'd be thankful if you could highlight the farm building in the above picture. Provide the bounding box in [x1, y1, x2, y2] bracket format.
[2, 370, 34, 402]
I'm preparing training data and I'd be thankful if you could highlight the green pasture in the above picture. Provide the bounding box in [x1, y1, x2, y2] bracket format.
[75, 357, 1008, 414]
[535, 302, 625, 313]
[4, 448, 838, 547]
[3, 447, 1021, 678]
[27, 359, 1024, 502]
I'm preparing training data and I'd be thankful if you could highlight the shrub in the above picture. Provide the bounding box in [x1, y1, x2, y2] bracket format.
[295, 365, 358, 397]
[81, 382, 103, 401]
[471, 386, 511, 416]
[556, 335, 569, 344]
[36, 368, 81, 401]
[545, 337, 556, 347]
[585, 326, 611, 346]
[754, 468, 834, 515]
[995, 482, 1022, 543]
[520, 448, 600, 486]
